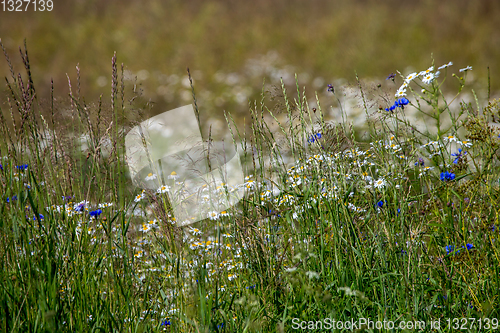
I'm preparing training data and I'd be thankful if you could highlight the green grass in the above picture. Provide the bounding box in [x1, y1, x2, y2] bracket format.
[1, 43, 500, 332]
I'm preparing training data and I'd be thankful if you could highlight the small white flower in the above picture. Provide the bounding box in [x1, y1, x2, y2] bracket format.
[207, 211, 220, 220]
[438, 61, 453, 70]
[134, 191, 145, 203]
[459, 66, 473, 73]
[168, 171, 179, 180]
[145, 173, 157, 181]
[188, 227, 203, 236]
[422, 73, 435, 85]
[156, 185, 170, 194]
[405, 72, 418, 83]
[444, 135, 458, 143]
[141, 224, 152, 233]
[458, 140, 473, 148]
[373, 178, 387, 189]
[395, 87, 407, 98]
[418, 66, 434, 77]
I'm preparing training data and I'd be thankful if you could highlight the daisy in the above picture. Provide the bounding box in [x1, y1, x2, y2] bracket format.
[395, 87, 407, 98]
[188, 227, 202, 236]
[458, 140, 473, 148]
[373, 178, 387, 189]
[168, 171, 179, 180]
[134, 192, 144, 202]
[141, 223, 152, 233]
[459, 66, 473, 72]
[145, 173, 157, 181]
[443, 135, 458, 143]
[422, 73, 435, 85]
[207, 211, 220, 220]
[404, 72, 418, 83]
[418, 66, 434, 77]
[438, 61, 453, 70]
[157, 185, 170, 194]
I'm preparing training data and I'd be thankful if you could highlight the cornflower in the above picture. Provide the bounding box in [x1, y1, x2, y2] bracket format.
[89, 209, 102, 217]
[440, 171, 455, 181]
[451, 148, 467, 164]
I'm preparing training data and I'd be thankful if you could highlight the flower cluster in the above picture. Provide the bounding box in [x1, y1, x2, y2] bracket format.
[440, 171, 456, 182]
[385, 97, 409, 112]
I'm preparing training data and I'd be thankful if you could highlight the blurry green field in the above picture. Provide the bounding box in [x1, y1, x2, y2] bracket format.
[1, 0, 499, 124]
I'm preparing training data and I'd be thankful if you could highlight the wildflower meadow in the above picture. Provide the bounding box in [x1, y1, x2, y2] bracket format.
[1, 40, 500, 332]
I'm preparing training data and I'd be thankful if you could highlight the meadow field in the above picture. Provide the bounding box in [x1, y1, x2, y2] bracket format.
[1, 1, 500, 332]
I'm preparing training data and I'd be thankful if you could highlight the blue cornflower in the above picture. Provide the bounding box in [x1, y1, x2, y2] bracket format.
[445, 245, 455, 255]
[376, 200, 386, 208]
[395, 97, 409, 107]
[160, 320, 171, 326]
[385, 98, 408, 112]
[385, 104, 396, 112]
[386, 73, 396, 81]
[440, 171, 456, 181]
[217, 323, 224, 329]
[16, 164, 28, 171]
[246, 285, 256, 289]
[327, 84, 334, 93]
[308, 133, 322, 143]
[451, 148, 467, 164]
[89, 209, 102, 217]
[33, 214, 44, 221]
[463, 243, 473, 250]
[0, 164, 3, 171]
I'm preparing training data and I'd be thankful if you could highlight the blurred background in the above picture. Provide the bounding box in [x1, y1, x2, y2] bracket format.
[1, 0, 499, 135]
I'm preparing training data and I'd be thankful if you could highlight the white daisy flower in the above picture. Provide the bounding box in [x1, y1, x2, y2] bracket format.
[405, 72, 418, 83]
[188, 227, 202, 236]
[418, 66, 434, 77]
[438, 61, 453, 70]
[459, 66, 472, 72]
[443, 135, 458, 143]
[373, 178, 387, 189]
[145, 173, 157, 181]
[422, 73, 435, 85]
[156, 185, 170, 194]
[207, 211, 220, 220]
[458, 140, 473, 148]
[168, 171, 179, 180]
[134, 193, 143, 203]
[141, 223, 152, 233]
[395, 87, 407, 98]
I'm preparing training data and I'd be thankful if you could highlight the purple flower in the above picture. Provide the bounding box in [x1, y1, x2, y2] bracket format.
[386, 73, 396, 81]
[327, 84, 334, 93]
